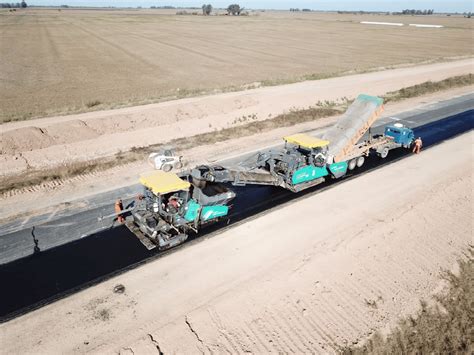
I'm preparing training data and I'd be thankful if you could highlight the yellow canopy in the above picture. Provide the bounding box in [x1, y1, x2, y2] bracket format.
[139, 171, 190, 195]
[284, 133, 330, 149]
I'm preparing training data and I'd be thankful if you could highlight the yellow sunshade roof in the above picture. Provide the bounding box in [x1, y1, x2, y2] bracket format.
[139, 171, 190, 195]
[284, 134, 329, 148]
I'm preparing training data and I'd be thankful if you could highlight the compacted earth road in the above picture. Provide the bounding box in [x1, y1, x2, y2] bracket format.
[1, 131, 471, 354]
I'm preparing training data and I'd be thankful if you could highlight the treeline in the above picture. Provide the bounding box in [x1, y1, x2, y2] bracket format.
[400, 9, 434, 15]
[0, 1, 27, 8]
[337, 10, 389, 14]
[290, 8, 312, 12]
[174, 4, 248, 16]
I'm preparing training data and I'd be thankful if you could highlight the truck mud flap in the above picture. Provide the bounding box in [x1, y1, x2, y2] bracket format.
[125, 221, 157, 250]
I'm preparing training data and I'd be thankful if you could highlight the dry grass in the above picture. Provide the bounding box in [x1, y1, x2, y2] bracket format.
[342, 248, 473, 355]
[383, 74, 473, 103]
[0, 150, 142, 195]
[0, 9, 472, 122]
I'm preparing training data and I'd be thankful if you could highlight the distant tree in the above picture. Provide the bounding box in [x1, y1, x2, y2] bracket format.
[401, 8, 434, 15]
[20, 0, 26, 7]
[202, 4, 212, 15]
[227, 4, 243, 15]
[302, 8, 311, 12]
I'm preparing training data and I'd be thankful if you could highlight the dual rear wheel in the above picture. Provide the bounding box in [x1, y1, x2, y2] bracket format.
[348, 156, 365, 171]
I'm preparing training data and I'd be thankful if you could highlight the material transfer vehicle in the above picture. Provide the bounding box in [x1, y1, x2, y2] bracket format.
[119, 94, 415, 249]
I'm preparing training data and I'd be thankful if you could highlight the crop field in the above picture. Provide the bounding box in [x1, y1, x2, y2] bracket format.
[0, 8, 472, 121]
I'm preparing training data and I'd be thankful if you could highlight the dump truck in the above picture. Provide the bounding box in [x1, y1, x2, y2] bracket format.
[120, 94, 415, 249]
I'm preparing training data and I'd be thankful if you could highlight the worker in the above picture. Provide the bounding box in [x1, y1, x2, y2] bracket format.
[167, 196, 180, 214]
[115, 199, 125, 223]
[413, 137, 423, 154]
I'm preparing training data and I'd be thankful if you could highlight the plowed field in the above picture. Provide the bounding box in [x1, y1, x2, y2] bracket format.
[1, 9, 472, 121]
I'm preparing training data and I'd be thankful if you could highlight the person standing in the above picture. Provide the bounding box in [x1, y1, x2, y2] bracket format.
[115, 199, 125, 223]
[413, 137, 423, 154]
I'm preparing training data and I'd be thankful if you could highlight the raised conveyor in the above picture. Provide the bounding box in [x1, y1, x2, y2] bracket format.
[322, 94, 384, 162]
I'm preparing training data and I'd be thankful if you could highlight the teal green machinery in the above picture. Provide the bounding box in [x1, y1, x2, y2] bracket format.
[125, 171, 235, 250]
[122, 94, 416, 250]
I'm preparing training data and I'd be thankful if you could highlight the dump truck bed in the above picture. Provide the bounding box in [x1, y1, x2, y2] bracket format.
[323, 94, 384, 162]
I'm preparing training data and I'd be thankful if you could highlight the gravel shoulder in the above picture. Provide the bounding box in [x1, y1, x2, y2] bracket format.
[1, 131, 471, 354]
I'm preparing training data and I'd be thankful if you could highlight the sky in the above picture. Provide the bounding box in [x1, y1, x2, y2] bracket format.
[28, 1, 473, 13]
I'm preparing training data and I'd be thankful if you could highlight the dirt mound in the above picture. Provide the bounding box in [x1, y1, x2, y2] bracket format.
[43, 120, 99, 144]
[1, 127, 56, 155]
[1, 121, 100, 155]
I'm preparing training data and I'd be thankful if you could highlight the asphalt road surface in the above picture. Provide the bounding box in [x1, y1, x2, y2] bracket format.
[0, 94, 472, 266]
[0, 95, 472, 320]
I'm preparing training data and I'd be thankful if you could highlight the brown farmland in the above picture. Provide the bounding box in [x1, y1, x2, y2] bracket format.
[0, 9, 472, 121]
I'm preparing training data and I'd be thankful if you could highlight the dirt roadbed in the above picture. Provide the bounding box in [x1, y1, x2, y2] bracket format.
[1, 131, 471, 353]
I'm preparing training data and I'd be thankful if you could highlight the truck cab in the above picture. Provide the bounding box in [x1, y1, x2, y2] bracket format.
[384, 123, 414, 147]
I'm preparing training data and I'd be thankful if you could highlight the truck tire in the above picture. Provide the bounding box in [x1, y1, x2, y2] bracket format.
[175, 161, 183, 169]
[348, 159, 357, 171]
[162, 163, 172, 172]
[356, 156, 365, 168]
[379, 147, 389, 159]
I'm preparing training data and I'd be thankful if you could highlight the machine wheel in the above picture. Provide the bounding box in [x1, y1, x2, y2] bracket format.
[379, 147, 389, 159]
[175, 161, 183, 169]
[348, 159, 357, 171]
[162, 163, 172, 172]
[356, 156, 365, 168]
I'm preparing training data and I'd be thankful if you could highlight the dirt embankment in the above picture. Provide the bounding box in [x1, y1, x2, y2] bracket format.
[1, 132, 471, 354]
[0, 59, 472, 177]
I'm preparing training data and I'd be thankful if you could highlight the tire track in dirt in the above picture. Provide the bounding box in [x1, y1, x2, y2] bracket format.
[147, 25, 300, 64]
[267, 310, 305, 353]
[288, 300, 336, 351]
[286, 303, 324, 352]
[63, 18, 160, 70]
[0, 161, 139, 199]
[128, 33, 236, 66]
[275, 308, 314, 353]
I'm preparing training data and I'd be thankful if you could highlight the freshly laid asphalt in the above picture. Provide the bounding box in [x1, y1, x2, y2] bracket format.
[0, 93, 472, 266]
[0, 94, 472, 321]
